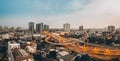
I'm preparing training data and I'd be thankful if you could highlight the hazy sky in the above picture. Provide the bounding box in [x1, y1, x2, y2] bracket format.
[0, 0, 120, 28]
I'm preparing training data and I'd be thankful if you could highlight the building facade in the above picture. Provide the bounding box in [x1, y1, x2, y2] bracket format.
[44, 24, 49, 31]
[63, 23, 70, 32]
[36, 23, 40, 33]
[8, 41, 20, 61]
[108, 25, 115, 32]
[36, 23, 43, 34]
[8, 41, 33, 61]
[29, 22, 34, 32]
[79, 25, 84, 31]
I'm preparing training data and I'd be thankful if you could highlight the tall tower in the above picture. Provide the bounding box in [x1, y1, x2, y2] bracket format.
[39, 22, 43, 34]
[29, 22, 34, 32]
[36, 23, 40, 33]
[108, 25, 115, 32]
[0, 26, 2, 31]
[36, 22, 43, 34]
[63, 23, 70, 32]
[79, 25, 84, 31]
[44, 24, 49, 31]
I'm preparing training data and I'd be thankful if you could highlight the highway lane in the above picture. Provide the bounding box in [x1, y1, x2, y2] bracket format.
[44, 31, 120, 60]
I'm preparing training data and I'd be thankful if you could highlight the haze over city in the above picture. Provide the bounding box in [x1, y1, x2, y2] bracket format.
[0, 0, 120, 28]
[1, 0, 120, 61]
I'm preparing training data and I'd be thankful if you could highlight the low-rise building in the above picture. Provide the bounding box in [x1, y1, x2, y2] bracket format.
[7, 41, 33, 61]
[8, 41, 21, 61]
[12, 48, 33, 61]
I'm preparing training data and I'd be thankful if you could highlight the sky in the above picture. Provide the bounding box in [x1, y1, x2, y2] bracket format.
[0, 0, 120, 29]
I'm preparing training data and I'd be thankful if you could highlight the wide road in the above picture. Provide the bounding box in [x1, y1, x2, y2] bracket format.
[44, 32, 120, 60]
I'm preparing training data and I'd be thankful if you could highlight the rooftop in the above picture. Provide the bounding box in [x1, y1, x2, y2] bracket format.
[12, 48, 33, 61]
[12, 48, 29, 57]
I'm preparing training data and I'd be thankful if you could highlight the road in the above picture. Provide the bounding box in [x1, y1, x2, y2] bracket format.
[44, 31, 120, 60]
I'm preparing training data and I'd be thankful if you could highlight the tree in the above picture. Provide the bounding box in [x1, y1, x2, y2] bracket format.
[74, 54, 96, 61]
[105, 38, 113, 45]
[33, 53, 43, 61]
[49, 50, 57, 59]
[112, 58, 119, 61]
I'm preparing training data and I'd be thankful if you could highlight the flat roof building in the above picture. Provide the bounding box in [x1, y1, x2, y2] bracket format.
[79, 25, 84, 31]
[12, 48, 33, 61]
[63, 23, 70, 32]
[36, 22, 43, 34]
[8, 41, 33, 61]
[29, 22, 34, 32]
[108, 25, 115, 32]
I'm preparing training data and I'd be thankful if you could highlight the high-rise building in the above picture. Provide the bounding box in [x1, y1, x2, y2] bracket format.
[36, 23, 43, 34]
[79, 25, 84, 31]
[44, 24, 49, 31]
[36, 23, 40, 33]
[0, 26, 2, 31]
[108, 25, 115, 32]
[63, 23, 70, 32]
[40, 22, 43, 34]
[29, 22, 34, 32]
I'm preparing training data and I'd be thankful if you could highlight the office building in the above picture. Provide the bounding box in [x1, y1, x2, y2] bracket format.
[36, 23, 40, 32]
[29, 22, 34, 32]
[63, 23, 70, 32]
[108, 25, 115, 32]
[79, 25, 84, 31]
[40, 22, 43, 34]
[44, 24, 49, 31]
[0, 26, 2, 31]
[36, 22, 43, 34]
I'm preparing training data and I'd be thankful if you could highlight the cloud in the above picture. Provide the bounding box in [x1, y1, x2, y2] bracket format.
[43, 0, 120, 28]
[67, 0, 83, 10]
[66, 0, 90, 11]
[0, 0, 120, 29]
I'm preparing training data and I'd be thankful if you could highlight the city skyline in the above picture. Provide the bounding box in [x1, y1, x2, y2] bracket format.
[0, 0, 120, 28]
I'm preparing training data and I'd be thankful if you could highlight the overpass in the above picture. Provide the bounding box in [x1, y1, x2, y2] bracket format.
[44, 31, 120, 60]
